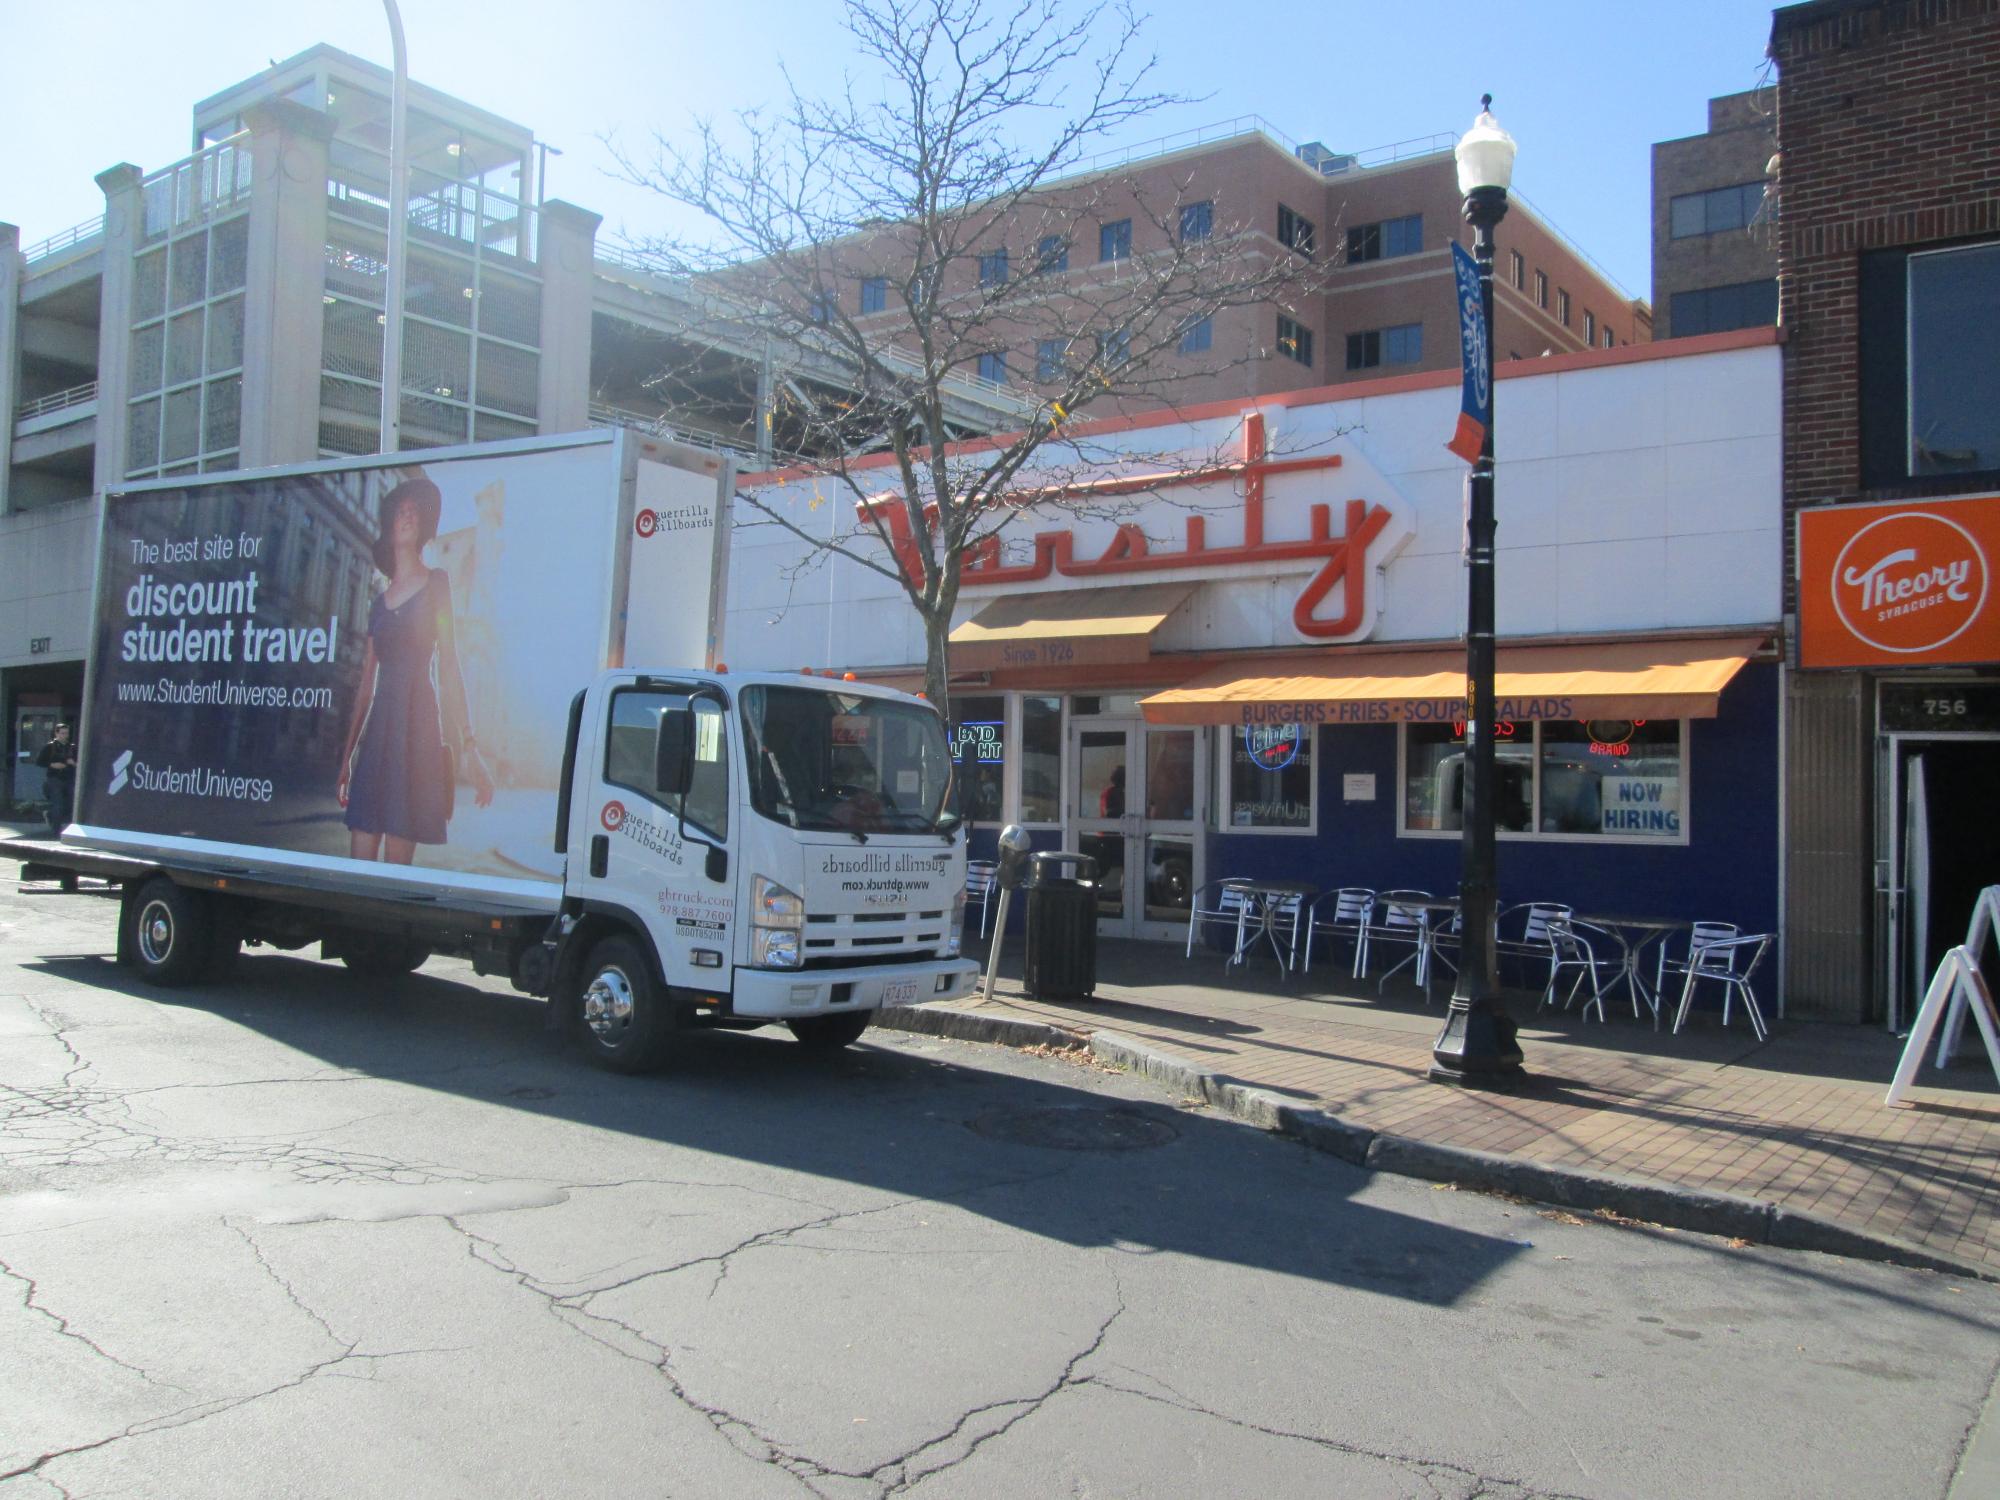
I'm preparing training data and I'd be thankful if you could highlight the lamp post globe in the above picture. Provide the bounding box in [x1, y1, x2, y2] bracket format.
[1430, 97, 1526, 1090]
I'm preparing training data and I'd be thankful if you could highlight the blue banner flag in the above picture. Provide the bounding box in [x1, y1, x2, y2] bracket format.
[1447, 240, 1489, 463]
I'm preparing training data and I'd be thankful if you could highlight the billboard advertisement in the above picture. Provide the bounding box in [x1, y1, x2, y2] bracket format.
[1797, 493, 1999, 668]
[77, 439, 633, 887]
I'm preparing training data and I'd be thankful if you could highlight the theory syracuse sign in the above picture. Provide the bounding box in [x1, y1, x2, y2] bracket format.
[1798, 495, 2000, 668]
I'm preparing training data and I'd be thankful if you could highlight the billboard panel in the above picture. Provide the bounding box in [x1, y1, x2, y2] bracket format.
[1797, 493, 2000, 668]
[78, 441, 625, 886]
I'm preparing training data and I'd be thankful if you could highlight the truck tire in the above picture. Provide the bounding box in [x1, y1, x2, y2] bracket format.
[125, 877, 211, 987]
[787, 1011, 872, 1051]
[574, 935, 675, 1073]
[340, 940, 430, 977]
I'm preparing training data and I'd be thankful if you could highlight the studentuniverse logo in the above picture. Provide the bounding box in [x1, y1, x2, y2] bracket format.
[107, 752, 273, 802]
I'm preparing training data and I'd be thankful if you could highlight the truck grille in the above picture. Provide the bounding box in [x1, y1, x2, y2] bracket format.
[802, 909, 948, 966]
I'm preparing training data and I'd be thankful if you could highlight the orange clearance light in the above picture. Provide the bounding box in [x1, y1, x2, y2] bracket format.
[915, 691, 928, 700]
[800, 666, 814, 675]
[842, 672, 858, 682]
[714, 662, 728, 673]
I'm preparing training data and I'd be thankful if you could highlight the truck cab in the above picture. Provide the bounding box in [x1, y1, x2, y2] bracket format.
[558, 669, 979, 1069]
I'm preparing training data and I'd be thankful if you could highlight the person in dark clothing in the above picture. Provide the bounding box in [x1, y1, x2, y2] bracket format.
[35, 722, 76, 832]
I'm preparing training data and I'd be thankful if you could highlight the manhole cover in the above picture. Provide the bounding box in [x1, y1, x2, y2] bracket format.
[503, 1085, 558, 1101]
[966, 1105, 1179, 1152]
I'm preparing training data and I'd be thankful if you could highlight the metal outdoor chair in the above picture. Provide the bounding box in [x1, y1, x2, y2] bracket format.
[1361, 889, 1435, 993]
[1186, 878, 1255, 960]
[1657, 921, 1740, 997]
[1544, 917, 1621, 1023]
[1297, 887, 1375, 976]
[1496, 902, 1574, 997]
[1670, 931, 1773, 1040]
[965, 860, 999, 938]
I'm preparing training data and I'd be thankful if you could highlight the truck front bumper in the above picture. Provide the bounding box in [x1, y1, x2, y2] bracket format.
[731, 958, 980, 1018]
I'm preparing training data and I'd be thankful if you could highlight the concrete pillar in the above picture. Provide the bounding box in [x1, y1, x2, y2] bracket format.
[0, 223, 20, 515]
[238, 98, 335, 468]
[535, 199, 601, 434]
[91, 164, 143, 493]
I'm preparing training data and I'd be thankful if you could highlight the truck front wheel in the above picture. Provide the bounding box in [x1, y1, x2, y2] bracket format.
[574, 935, 675, 1074]
[787, 1012, 872, 1051]
[125, 877, 212, 987]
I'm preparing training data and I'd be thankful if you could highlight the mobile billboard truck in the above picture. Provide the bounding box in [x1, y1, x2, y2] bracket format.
[15, 430, 976, 1071]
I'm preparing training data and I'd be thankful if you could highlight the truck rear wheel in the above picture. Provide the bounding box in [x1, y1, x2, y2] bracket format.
[125, 877, 212, 987]
[787, 1011, 872, 1051]
[575, 935, 675, 1073]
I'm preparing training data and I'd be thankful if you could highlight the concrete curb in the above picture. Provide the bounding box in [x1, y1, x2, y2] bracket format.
[875, 1005, 1993, 1282]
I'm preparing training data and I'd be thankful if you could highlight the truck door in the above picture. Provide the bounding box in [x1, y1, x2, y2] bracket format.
[575, 683, 734, 989]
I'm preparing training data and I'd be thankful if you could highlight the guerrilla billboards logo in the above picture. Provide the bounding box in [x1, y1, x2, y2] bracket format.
[600, 800, 627, 832]
[1242, 722, 1301, 771]
[1831, 512, 1989, 655]
[602, 801, 685, 866]
[634, 505, 709, 540]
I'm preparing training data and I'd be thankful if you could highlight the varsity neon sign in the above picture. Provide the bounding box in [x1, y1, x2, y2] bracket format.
[861, 412, 1407, 642]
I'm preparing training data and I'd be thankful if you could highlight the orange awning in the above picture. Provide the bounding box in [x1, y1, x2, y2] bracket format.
[1140, 635, 1766, 726]
[949, 583, 1194, 671]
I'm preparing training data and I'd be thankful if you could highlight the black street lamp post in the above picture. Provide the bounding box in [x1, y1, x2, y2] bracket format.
[1431, 98, 1525, 1090]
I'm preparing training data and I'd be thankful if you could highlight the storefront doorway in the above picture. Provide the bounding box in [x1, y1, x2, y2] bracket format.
[1068, 718, 1204, 940]
[1878, 683, 2000, 1028]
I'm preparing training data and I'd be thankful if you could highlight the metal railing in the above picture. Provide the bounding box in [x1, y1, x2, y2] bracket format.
[22, 217, 105, 265]
[15, 382, 98, 423]
[140, 133, 252, 243]
[1067, 115, 1297, 176]
[1506, 187, 1639, 305]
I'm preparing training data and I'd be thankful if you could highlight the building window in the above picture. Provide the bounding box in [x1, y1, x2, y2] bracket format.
[1099, 219, 1132, 263]
[859, 277, 887, 313]
[1278, 204, 1316, 257]
[1345, 214, 1420, 264]
[949, 695, 1006, 824]
[1400, 720, 1687, 842]
[1177, 315, 1213, 354]
[1020, 695, 1063, 822]
[1604, 328, 1615, 349]
[1179, 200, 1213, 242]
[1670, 278, 1778, 337]
[1036, 338, 1065, 382]
[1345, 322, 1420, 370]
[978, 249, 1008, 287]
[1099, 327, 1131, 367]
[808, 288, 836, 324]
[1583, 311, 1596, 345]
[977, 351, 1008, 384]
[1035, 235, 1069, 274]
[1220, 725, 1314, 832]
[1556, 289, 1571, 328]
[1860, 240, 2000, 485]
[1277, 315, 1313, 366]
[1669, 181, 1766, 239]
[1510, 250, 1525, 290]
[1534, 270, 1549, 310]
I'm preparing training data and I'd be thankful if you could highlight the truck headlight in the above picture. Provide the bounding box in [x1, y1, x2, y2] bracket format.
[752, 875, 804, 968]
[947, 886, 967, 956]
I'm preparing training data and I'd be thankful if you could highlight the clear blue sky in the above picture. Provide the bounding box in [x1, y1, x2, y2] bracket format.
[2, 0, 1779, 299]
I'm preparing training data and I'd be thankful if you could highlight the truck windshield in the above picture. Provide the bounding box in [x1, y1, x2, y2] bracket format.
[740, 685, 960, 837]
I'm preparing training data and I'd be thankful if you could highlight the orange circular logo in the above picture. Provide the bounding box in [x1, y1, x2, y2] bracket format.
[634, 509, 658, 538]
[600, 800, 627, 832]
[1831, 512, 1988, 655]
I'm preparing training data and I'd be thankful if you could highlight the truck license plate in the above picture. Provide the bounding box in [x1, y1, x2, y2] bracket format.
[882, 978, 919, 1006]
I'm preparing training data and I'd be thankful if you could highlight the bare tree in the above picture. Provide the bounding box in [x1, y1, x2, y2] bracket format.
[613, 0, 1331, 708]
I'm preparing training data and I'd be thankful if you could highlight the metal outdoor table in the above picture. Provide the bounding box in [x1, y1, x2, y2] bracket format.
[1575, 913, 1692, 1029]
[1372, 895, 1461, 996]
[1221, 879, 1318, 971]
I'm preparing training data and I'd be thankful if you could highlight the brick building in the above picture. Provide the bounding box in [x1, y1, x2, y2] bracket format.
[1771, 0, 2000, 1022]
[1651, 91, 1779, 339]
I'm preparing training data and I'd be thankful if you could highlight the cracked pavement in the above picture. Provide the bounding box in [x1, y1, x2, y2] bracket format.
[4, 880, 2000, 1498]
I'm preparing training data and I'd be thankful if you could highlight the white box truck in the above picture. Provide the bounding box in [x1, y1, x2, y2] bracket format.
[14, 429, 977, 1071]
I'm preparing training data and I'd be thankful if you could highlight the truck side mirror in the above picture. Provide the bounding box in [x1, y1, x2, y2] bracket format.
[655, 707, 694, 797]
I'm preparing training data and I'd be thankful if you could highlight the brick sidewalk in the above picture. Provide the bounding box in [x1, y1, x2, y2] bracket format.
[934, 939, 2000, 1273]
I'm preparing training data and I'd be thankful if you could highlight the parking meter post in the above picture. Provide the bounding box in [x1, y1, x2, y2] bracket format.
[978, 825, 1034, 1008]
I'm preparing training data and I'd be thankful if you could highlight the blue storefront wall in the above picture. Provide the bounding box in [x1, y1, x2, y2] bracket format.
[1200, 661, 1781, 941]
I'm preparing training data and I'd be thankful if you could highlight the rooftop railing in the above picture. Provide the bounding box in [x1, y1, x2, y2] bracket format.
[15, 381, 99, 423]
[22, 217, 105, 265]
[140, 133, 252, 242]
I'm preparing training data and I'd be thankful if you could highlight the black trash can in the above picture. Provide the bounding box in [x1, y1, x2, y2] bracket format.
[1023, 851, 1099, 1000]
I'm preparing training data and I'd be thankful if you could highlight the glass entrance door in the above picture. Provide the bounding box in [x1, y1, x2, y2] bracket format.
[1069, 719, 1204, 940]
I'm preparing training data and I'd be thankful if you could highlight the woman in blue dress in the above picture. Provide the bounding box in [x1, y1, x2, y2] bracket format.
[337, 474, 493, 863]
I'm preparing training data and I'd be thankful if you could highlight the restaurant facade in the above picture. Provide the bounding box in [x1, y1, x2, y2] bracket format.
[727, 329, 1785, 987]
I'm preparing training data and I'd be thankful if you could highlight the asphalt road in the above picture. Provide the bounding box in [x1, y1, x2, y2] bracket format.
[4, 876, 1999, 1499]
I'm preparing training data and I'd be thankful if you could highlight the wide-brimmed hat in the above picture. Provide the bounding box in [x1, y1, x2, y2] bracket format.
[371, 474, 442, 575]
